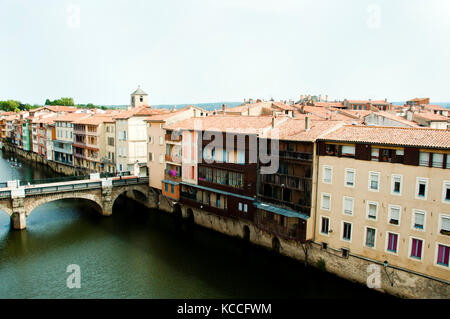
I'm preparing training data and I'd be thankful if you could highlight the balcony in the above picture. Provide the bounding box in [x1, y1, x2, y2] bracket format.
[260, 174, 312, 191]
[164, 169, 182, 183]
[101, 157, 115, 164]
[255, 211, 305, 241]
[279, 151, 313, 162]
[165, 133, 182, 143]
[165, 153, 182, 164]
[258, 195, 311, 216]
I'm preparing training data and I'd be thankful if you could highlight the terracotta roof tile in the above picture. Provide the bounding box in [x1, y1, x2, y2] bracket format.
[319, 125, 450, 149]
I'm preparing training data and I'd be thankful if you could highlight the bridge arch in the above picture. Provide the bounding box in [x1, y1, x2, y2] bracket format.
[26, 191, 103, 217]
[110, 185, 150, 209]
[0, 202, 12, 216]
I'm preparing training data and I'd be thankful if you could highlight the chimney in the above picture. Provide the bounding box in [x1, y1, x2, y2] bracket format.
[385, 98, 387, 102]
[305, 116, 310, 131]
[272, 117, 275, 128]
[319, 95, 322, 102]
[222, 104, 226, 111]
[300, 95, 303, 101]
[325, 95, 328, 102]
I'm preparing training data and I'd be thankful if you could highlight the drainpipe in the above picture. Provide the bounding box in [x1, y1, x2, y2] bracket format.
[313, 142, 319, 242]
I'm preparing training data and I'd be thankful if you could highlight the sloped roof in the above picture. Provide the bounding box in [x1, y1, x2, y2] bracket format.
[131, 86, 148, 95]
[318, 125, 450, 149]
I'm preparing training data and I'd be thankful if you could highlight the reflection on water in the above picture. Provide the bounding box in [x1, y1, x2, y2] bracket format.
[0, 150, 389, 299]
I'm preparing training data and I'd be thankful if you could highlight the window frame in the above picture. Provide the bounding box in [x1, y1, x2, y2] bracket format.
[368, 171, 380, 192]
[438, 213, 450, 236]
[320, 216, 330, 236]
[388, 204, 402, 226]
[442, 180, 450, 204]
[434, 242, 450, 269]
[344, 168, 356, 188]
[364, 226, 377, 249]
[323, 165, 333, 184]
[341, 221, 353, 243]
[390, 174, 403, 196]
[409, 237, 424, 261]
[415, 177, 428, 200]
[411, 209, 426, 232]
[385, 231, 400, 255]
[366, 200, 378, 221]
[342, 196, 354, 216]
[321, 192, 331, 211]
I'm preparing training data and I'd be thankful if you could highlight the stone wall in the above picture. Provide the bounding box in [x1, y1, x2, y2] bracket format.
[3, 144, 76, 176]
[179, 203, 449, 299]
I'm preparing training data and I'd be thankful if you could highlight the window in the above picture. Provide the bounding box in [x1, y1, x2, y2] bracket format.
[123, 148, 127, 156]
[170, 184, 174, 194]
[149, 136, 153, 144]
[341, 248, 349, 258]
[345, 169, 355, 187]
[416, 178, 428, 199]
[148, 152, 153, 161]
[436, 244, 449, 267]
[159, 154, 163, 163]
[443, 181, 450, 203]
[412, 210, 425, 230]
[419, 152, 429, 166]
[365, 227, 376, 248]
[342, 222, 352, 241]
[410, 238, 423, 260]
[388, 205, 401, 225]
[367, 202, 378, 220]
[387, 232, 398, 253]
[439, 215, 450, 236]
[341, 145, 355, 157]
[432, 153, 444, 168]
[321, 217, 329, 235]
[371, 148, 379, 161]
[243, 204, 248, 213]
[369, 172, 380, 191]
[321, 193, 331, 211]
[343, 197, 354, 215]
[159, 136, 164, 145]
[391, 175, 402, 195]
[238, 203, 243, 211]
[323, 166, 332, 184]
[164, 183, 168, 192]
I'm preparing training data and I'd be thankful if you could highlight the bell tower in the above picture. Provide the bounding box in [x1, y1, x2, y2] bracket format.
[130, 85, 148, 108]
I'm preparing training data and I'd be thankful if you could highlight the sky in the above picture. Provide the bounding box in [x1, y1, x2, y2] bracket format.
[1, 0, 449, 106]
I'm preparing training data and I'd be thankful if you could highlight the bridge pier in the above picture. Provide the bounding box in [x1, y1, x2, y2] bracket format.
[11, 197, 27, 230]
[11, 212, 26, 230]
[101, 180, 113, 216]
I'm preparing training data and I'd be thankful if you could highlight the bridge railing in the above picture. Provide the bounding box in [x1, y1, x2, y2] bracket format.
[19, 175, 91, 186]
[0, 190, 11, 199]
[24, 181, 103, 196]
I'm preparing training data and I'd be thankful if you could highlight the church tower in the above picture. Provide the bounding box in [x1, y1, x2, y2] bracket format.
[130, 86, 148, 108]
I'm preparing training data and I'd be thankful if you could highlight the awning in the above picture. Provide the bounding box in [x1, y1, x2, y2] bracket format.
[180, 182, 255, 201]
[162, 179, 179, 186]
[254, 201, 309, 220]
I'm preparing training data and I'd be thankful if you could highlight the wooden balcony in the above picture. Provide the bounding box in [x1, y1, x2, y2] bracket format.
[165, 133, 182, 143]
[165, 154, 182, 163]
[164, 169, 182, 183]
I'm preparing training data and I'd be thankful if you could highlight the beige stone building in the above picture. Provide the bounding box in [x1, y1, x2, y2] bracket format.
[315, 126, 450, 282]
[145, 106, 206, 190]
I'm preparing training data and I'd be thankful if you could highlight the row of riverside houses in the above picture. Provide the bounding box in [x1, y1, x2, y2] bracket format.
[156, 110, 450, 297]
[0, 88, 209, 176]
[0, 89, 448, 297]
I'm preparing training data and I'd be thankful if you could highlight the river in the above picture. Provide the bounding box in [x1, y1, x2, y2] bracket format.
[0, 150, 389, 299]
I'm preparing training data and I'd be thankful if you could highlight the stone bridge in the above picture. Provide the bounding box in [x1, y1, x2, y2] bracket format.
[0, 175, 154, 230]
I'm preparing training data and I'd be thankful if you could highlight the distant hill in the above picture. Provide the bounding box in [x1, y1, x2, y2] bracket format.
[103, 102, 243, 111]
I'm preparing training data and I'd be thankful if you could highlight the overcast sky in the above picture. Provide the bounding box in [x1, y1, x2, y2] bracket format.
[1, 0, 449, 105]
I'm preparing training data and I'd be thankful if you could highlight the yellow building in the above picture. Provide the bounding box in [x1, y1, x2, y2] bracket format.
[315, 126, 450, 281]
